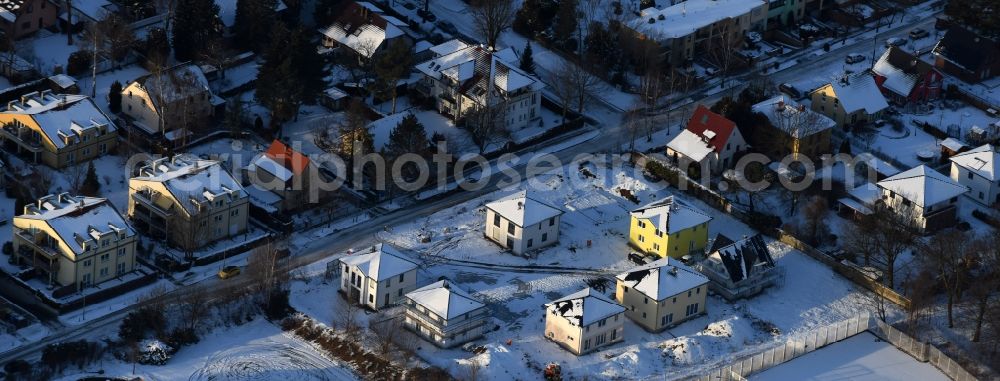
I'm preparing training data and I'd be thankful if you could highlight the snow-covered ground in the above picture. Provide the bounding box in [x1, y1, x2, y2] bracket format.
[284, 158, 897, 379]
[55, 319, 358, 381]
[752, 332, 949, 381]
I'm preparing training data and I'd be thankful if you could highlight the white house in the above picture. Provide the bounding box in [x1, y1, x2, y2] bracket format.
[949, 144, 1000, 206]
[615, 258, 709, 332]
[544, 288, 625, 356]
[484, 192, 563, 255]
[666, 104, 746, 173]
[403, 280, 488, 348]
[696, 234, 781, 300]
[876, 165, 968, 232]
[338, 243, 418, 310]
[414, 39, 544, 131]
[319, 1, 414, 60]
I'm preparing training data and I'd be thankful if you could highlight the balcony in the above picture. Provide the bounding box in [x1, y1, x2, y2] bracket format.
[404, 304, 488, 334]
[14, 229, 61, 260]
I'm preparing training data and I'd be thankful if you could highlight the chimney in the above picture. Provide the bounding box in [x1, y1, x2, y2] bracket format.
[669, 267, 678, 276]
[776, 100, 785, 111]
[798, 104, 806, 112]
[517, 201, 523, 210]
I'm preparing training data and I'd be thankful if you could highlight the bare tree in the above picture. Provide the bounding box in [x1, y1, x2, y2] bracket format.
[463, 101, 510, 154]
[95, 13, 136, 69]
[180, 285, 212, 332]
[843, 202, 918, 288]
[334, 298, 361, 335]
[470, 0, 516, 50]
[246, 241, 289, 311]
[902, 270, 936, 337]
[920, 229, 973, 328]
[368, 316, 403, 359]
[969, 232, 1000, 342]
[706, 21, 744, 91]
[801, 195, 829, 245]
[548, 59, 605, 118]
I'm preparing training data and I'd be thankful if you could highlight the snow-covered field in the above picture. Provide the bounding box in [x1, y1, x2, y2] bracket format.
[752, 332, 949, 381]
[55, 319, 357, 381]
[283, 158, 895, 379]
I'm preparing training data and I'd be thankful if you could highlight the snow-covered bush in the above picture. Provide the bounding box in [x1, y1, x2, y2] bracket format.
[137, 339, 175, 365]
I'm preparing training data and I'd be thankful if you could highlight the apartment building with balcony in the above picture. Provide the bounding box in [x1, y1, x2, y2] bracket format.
[415, 39, 544, 131]
[0, 90, 117, 168]
[12, 193, 137, 291]
[127, 155, 249, 252]
[338, 243, 418, 310]
[403, 280, 488, 348]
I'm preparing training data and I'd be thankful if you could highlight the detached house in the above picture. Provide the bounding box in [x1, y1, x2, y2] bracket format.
[615, 258, 708, 332]
[872, 47, 943, 105]
[484, 192, 563, 255]
[415, 39, 544, 131]
[121, 63, 221, 138]
[338, 244, 418, 310]
[403, 280, 488, 348]
[696, 234, 780, 300]
[810, 73, 889, 128]
[932, 26, 1000, 84]
[752, 95, 835, 160]
[248, 140, 320, 212]
[128, 155, 249, 252]
[625, 0, 767, 67]
[666, 105, 746, 174]
[629, 196, 712, 259]
[876, 165, 968, 233]
[0, 91, 117, 168]
[950, 144, 1000, 206]
[0, 0, 57, 40]
[12, 194, 137, 291]
[319, 1, 414, 61]
[544, 288, 625, 356]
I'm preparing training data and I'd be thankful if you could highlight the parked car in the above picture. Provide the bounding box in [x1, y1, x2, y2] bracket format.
[845, 53, 866, 64]
[218, 266, 241, 280]
[778, 83, 802, 99]
[628, 252, 646, 265]
[909, 28, 929, 39]
[885, 37, 907, 48]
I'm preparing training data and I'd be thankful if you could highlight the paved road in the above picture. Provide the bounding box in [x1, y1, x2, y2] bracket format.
[0, 8, 942, 366]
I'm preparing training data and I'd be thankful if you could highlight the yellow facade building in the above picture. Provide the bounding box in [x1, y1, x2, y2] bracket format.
[629, 196, 712, 259]
[0, 91, 117, 168]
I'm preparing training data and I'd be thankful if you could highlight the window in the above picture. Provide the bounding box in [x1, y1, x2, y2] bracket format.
[661, 313, 674, 326]
[638, 235, 645, 242]
[642, 312, 647, 318]
[117, 262, 126, 275]
[493, 214, 500, 227]
[369, 294, 374, 303]
[688, 290, 692, 297]
[100, 267, 108, 277]
[611, 329, 617, 341]
[623, 286, 628, 293]
[386, 278, 391, 287]
[83, 259, 92, 267]
[399, 273, 404, 282]
[231, 209, 239, 216]
[548, 217, 555, 226]
[969, 172, 974, 180]
[527, 239, 533, 248]
[583, 339, 590, 351]
[685, 303, 700, 316]
[643, 297, 648, 304]
[507, 223, 515, 235]
[595, 333, 606, 345]
[506, 237, 514, 247]
[118, 248, 126, 257]
[397, 289, 403, 296]
[100, 253, 109, 262]
[653, 243, 660, 251]
[598, 318, 607, 327]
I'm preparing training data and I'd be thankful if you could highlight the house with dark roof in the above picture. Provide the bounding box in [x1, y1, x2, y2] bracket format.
[872, 47, 943, 105]
[666, 105, 747, 174]
[319, 1, 414, 61]
[932, 26, 1000, 83]
[615, 258, 709, 332]
[695, 234, 782, 300]
[544, 288, 625, 355]
[0, 0, 57, 40]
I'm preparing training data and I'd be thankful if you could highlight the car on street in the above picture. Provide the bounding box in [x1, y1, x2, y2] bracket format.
[909, 28, 929, 39]
[778, 83, 803, 100]
[218, 266, 241, 280]
[885, 37, 907, 48]
[845, 53, 866, 64]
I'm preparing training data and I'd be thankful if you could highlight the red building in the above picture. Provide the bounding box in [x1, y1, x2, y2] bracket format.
[872, 47, 943, 105]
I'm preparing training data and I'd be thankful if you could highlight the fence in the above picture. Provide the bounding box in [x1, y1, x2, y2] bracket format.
[688, 315, 979, 381]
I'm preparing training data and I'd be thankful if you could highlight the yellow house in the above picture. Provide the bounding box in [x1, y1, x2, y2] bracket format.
[544, 288, 626, 355]
[615, 258, 709, 332]
[0, 90, 117, 168]
[12, 194, 137, 291]
[809, 73, 889, 128]
[121, 63, 219, 137]
[128, 155, 249, 253]
[629, 196, 712, 259]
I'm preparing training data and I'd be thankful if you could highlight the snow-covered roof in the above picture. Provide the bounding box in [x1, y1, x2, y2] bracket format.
[940, 137, 967, 153]
[18, 194, 135, 255]
[64, 0, 116, 22]
[847, 182, 881, 206]
[340, 243, 418, 281]
[854, 152, 901, 177]
[630, 196, 712, 234]
[632, 0, 764, 40]
[48, 74, 77, 89]
[666, 129, 715, 162]
[752, 95, 836, 138]
[872, 47, 937, 98]
[950, 144, 1000, 181]
[877, 165, 968, 207]
[2, 91, 116, 149]
[485, 191, 563, 227]
[616, 258, 708, 300]
[250, 154, 293, 182]
[415, 41, 543, 102]
[0, 0, 23, 23]
[405, 280, 485, 320]
[707, 235, 774, 284]
[130, 64, 212, 111]
[545, 288, 625, 327]
[133, 155, 247, 216]
[216, 0, 288, 28]
[319, 1, 404, 59]
[822, 73, 889, 114]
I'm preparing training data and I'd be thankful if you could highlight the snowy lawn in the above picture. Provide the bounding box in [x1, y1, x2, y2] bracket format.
[751, 331, 949, 381]
[55, 318, 357, 381]
[287, 160, 897, 379]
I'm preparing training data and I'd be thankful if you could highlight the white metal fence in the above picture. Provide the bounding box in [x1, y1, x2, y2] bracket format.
[685, 314, 980, 381]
